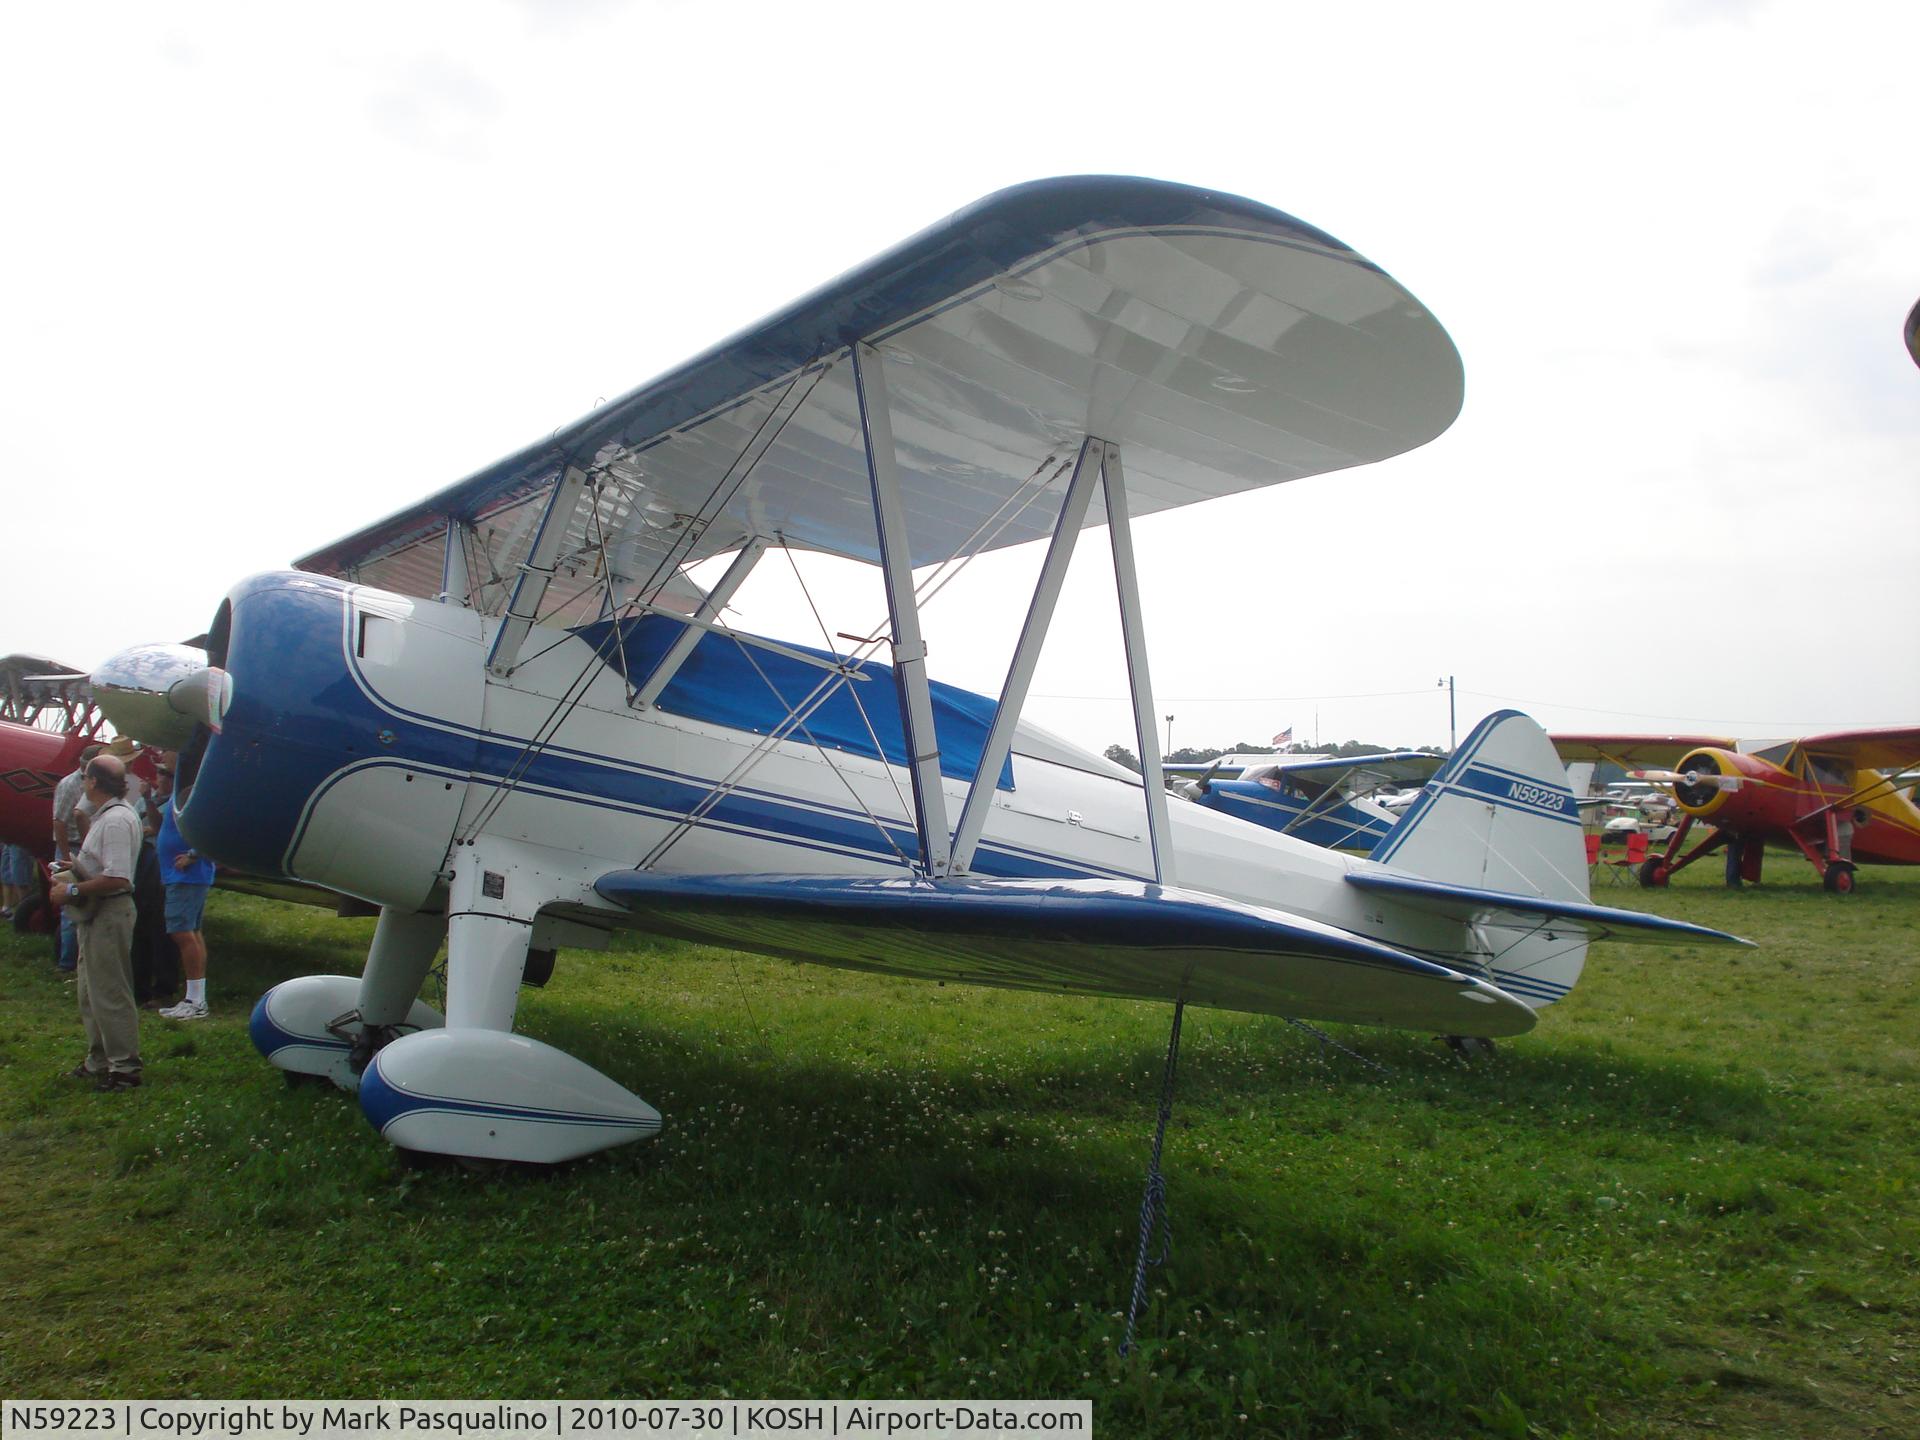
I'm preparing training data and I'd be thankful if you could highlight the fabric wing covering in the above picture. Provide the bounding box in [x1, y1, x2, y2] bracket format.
[295, 175, 1464, 630]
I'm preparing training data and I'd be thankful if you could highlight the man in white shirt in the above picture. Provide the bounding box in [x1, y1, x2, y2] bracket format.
[50, 752, 144, 1091]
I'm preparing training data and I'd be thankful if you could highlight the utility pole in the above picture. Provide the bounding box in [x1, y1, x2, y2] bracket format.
[1164, 714, 1174, 755]
[1437, 675, 1456, 752]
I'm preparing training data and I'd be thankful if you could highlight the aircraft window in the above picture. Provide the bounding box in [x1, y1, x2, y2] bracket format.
[1753, 742, 1794, 765]
[1808, 754, 1851, 788]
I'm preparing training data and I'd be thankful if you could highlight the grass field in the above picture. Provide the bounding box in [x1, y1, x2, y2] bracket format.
[1, 865, 1916, 1437]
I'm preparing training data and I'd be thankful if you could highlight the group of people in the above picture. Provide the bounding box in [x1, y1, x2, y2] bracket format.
[2, 737, 216, 1092]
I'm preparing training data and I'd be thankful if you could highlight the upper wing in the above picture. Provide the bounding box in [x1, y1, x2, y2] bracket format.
[1266, 751, 1445, 787]
[297, 175, 1463, 627]
[1550, 733, 1739, 768]
[1163, 762, 1232, 781]
[0, 654, 91, 727]
[1796, 726, 1920, 773]
[592, 871, 1534, 1037]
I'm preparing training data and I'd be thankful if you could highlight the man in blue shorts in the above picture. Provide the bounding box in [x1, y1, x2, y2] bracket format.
[153, 758, 215, 1020]
[1, 841, 34, 917]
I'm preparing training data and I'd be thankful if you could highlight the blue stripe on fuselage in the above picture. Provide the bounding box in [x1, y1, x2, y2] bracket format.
[187, 573, 1130, 889]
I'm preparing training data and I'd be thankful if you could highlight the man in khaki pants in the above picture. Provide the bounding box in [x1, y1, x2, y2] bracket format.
[50, 752, 144, 1091]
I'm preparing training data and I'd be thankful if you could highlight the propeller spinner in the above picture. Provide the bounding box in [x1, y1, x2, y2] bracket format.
[92, 643, 231, 750]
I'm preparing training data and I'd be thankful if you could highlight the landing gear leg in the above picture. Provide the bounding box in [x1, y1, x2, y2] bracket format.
[1640, 814, 1690, 887]
[1723, 838, 1744, 889]
[436, 844, 536, 1029]
[349, 907, 447, 1074]
[356, 843, 661, 1165]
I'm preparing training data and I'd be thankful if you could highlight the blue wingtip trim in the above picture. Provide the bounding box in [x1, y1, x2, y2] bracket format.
[1345, 871, 1753, 947]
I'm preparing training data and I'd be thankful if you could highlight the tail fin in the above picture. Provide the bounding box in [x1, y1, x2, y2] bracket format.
[1368, 710, 1590, 1007]
[1373, 711, 1588, 896]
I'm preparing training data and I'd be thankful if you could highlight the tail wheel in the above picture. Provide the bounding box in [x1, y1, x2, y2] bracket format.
[1823, 861, 1857, 895]
[1639, 858, 1671, 888]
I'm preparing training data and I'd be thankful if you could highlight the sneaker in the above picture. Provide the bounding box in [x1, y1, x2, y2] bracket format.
[67, 1062, 104, 1081]
[159, 999, 209, 1020]
[95, 1071, 141, 1092]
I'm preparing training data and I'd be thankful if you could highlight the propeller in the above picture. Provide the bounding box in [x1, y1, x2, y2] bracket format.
[1629, 766, 1742, 792]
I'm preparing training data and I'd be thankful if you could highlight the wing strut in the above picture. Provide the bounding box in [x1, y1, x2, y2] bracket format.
[951, 438, 1107, 873]
[853, 343, 952, 876]
[629, 538, 769, 709]
[440, 518, 475, 608]
[1105, 447, 1176, 884]
[486, 464, 591, 677]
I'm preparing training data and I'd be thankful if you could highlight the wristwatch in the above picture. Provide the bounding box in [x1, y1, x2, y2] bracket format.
[66, 883, 79, 900]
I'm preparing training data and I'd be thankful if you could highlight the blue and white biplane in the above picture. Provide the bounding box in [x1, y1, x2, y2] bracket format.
[93, 176, 1748, 1166]
[1166, 751, 1445, 852]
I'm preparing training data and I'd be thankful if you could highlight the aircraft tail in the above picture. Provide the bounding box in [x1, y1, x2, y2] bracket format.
[1365, 710, 1591, 1008]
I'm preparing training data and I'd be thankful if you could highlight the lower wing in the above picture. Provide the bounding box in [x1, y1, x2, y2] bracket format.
[592, 871, 1537, 1037]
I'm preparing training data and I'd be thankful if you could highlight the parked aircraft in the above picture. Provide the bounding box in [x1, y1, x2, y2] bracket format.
[1554, 731, 1920, 892]
[1165, 751, 1444, 852]
[93, 176, 1747, 1168]
[0, 655, 105, 860]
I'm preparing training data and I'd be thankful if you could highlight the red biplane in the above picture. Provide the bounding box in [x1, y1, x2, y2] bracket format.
[0, 653, 108, 860]
[1553, 730, 1920, 893]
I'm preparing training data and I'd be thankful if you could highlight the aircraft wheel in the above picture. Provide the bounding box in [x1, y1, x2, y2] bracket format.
[1638, 858, 1670, 888]
[1442, 1035, 1497, 1061]
[1823, 861, 1857, 895]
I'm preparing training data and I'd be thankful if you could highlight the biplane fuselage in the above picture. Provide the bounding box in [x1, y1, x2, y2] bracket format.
[0, 721, 85, 860]
[175, 570, 1466, 999]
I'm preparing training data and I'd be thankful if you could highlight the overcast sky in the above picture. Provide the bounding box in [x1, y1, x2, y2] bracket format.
[4, 0, 1914, 757]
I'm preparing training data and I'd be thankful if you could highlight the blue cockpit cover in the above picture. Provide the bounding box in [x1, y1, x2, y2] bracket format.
[573, 616, 1015, 791]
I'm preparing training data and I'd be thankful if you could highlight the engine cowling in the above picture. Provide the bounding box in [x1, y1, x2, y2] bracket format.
[97, 572, 486, 911]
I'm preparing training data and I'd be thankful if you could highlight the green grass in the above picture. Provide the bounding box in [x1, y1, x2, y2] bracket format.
[2, 865, 1917, 1438]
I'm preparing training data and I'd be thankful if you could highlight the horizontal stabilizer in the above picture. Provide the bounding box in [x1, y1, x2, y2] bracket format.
[1346, 871, 1752, 948]
[595, 871, 1535, 1037]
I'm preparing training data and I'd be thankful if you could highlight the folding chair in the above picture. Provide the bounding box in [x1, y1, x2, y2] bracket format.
[1602, 830, 1648, 884]
[1584, 832, 1602, 870]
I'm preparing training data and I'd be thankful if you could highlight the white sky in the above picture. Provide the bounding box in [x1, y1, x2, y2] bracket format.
[3, 0, 1915, 757]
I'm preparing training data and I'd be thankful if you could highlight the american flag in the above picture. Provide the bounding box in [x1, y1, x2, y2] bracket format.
[1272, 726, 1292, 746]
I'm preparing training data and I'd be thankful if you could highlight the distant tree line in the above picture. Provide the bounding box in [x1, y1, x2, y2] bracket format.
[1102, 738, 1447, 774]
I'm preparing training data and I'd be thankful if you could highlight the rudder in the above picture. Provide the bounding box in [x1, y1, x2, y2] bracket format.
[1368, 710, 1590, 1008]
